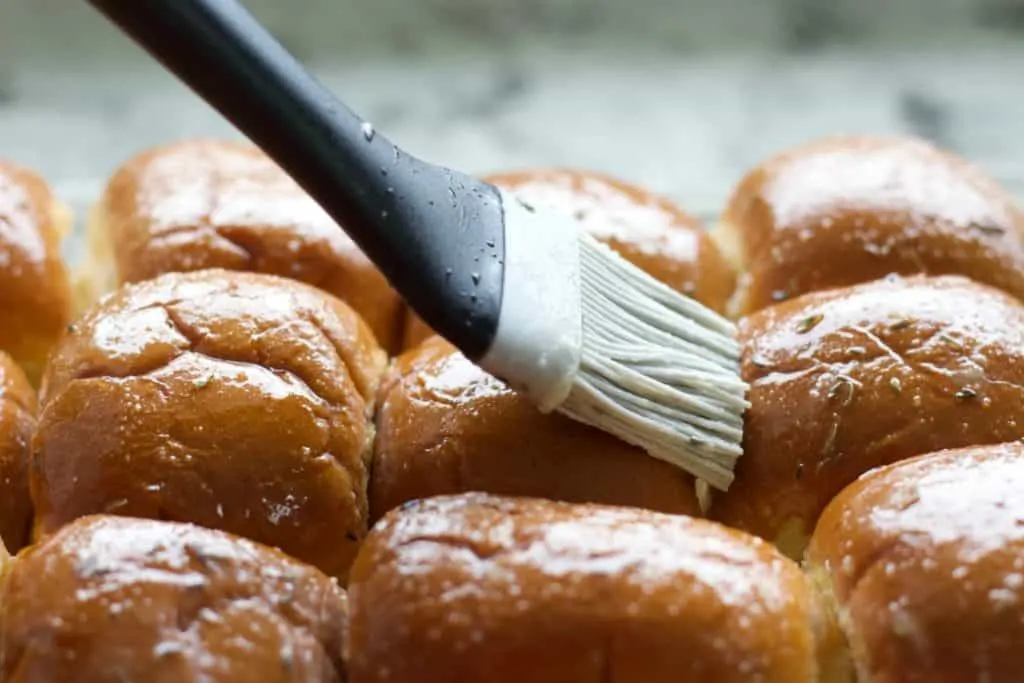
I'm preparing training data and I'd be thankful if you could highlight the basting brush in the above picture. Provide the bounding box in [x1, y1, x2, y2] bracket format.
[86, 0, 749, 490]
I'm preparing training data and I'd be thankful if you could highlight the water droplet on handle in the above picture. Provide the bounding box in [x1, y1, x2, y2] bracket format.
[471, 272, 481, 285]
[361, 122, 375, 141]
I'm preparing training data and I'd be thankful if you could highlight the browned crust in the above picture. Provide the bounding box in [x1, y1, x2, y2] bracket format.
[0, 160, 72, 383]
[349, 493, 839, 683]
[32, 269, 386, 582]
[95, 139, 404, 353]
[715, 135, 1024, 318]
[1, 515, 348, 682]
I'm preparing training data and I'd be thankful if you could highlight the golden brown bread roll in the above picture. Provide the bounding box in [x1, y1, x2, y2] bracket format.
[0, 515, 348, 682]
[713, 274, 1024, 560]
[348, 493, 851, 683]
[33, 268, 386, 581]
[0, 160, 73, 382]
[715, 135, 1024, 317]
[807, 443, 1024, 683]
[402, 168, 735, 349]
[85, 139, 404, 352]
[0, 534, 8, 576]
[0, 351, 35, 554]
[370, 335, 701, 524]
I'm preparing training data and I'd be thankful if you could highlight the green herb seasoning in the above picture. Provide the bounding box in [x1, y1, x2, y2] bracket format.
[939, 332, 964, 352]
[971, 222, 1006, 236]
[955, 387, 978, 402]
[797, 313, 824, 334]
[827, 376, 857, 406]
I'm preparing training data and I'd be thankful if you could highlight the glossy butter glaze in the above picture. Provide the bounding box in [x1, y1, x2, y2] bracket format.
[716, 136, 1024, 317]
[33, 269, 387, 582]
[714, 274, 1024, 559]
[348, 493, 843, 683]
[97, 140, 405, 352]
[808, 443, 1024, 683]
[0, 351, 35, 553]
[371, 336, 701, 523]
[0, 515, 348, 682]
[0, 160, 72, 382]
[402, 168, 736, 348]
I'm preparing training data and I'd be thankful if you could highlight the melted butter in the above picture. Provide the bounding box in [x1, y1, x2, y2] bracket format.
[864, 446, 1024, 558]
[163, 352, 328, 406]
[61, 516, 263, 591]
[132, 140, 367, 257]
[493, 170, 702, 263]
[762, 137, 1016, 234]
[534, 512, 793, 611]
[746, 274, 1024, 369]
[384, 494, 801, 618]
[5, 515, 347, 681]
[0, 166, 46, 264]
[89, 305, 191, 361]
[408, 347, 513, 406]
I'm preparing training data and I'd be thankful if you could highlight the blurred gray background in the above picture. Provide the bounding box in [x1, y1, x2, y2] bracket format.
[2, 0, 1024, 219]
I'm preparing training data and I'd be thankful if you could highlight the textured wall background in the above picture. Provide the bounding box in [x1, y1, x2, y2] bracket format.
[3, 0, 1024, 242]
[8, 0, 1024, 63]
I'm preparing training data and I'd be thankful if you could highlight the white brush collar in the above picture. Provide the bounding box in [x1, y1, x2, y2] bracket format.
[479, 189, 582, 413]
[479, 187, 748, 492]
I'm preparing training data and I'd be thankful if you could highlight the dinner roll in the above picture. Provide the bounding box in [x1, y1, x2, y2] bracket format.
[85, 140, 404, 352]
[808, 443, 1024, 683]
[348, 493, 851, 683]
[0, 160, 73, 382]
[0, 515, 348, 682]
[370, 335, 701, 524]
[715, 135, 1024, 317]
[33, 269, 386, 581]
[402, 168, 735, 349]
[713, 274, 1024, 560]
[0, 351, 35, 554]
[0, 534, 8, 576]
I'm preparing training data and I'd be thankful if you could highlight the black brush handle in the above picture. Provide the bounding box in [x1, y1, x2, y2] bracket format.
[87, 0, 505, 358]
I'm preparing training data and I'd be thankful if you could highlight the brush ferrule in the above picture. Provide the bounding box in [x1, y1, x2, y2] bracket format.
[479, 189, 583, 412]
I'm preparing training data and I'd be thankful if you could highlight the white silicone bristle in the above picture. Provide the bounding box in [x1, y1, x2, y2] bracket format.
[558, 235, 750, 491]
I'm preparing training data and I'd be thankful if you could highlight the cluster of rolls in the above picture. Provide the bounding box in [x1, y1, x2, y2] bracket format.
[1, 135, 1024, 681]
